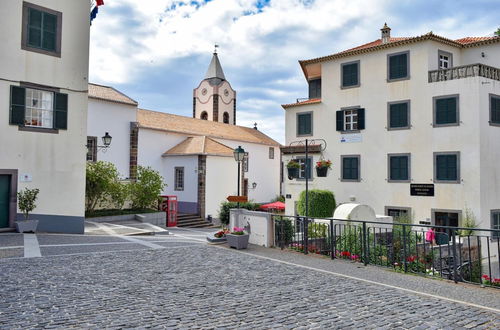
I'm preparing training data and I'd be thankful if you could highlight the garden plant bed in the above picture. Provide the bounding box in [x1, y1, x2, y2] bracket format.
[85, 208, 159, 218]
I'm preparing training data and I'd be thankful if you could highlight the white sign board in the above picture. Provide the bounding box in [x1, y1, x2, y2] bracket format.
[20, 173, 33, 182]
[340, 134, 362, 143]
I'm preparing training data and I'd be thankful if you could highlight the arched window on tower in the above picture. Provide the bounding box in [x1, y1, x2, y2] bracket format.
[223, 112, 229, 124]
[200, 111, 208, 120]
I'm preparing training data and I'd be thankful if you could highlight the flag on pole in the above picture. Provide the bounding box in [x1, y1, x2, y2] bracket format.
[90, 6, 98, 23]
[96, 0, 104, 6]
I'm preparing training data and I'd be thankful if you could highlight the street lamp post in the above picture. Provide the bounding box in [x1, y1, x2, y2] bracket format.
[233, 146, 246, 208]
[288, 138, 326, 254]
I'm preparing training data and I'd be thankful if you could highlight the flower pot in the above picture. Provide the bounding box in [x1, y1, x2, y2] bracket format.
[226, 233, 249, 250]
[316, 166, 329, 177]
[15, 219, 39, 233]
[287, 167, 299, 179]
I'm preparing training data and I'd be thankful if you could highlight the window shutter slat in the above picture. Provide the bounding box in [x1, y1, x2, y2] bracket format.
[357, 108, 365, 130]
[54, 92, 68, 130]
[10, 86, 26, 126]
[336, 110, 344, 131]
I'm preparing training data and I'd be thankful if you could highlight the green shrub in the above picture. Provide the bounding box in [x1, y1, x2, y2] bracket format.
[459, 207, 477, 237]
[271, 195, 285, 203]
[297, 189, 336, 218]
[129, 166, 165, 210]
[308, 222, 328, 238]
[17, 188, 40, 220]
[86, 161, 123, 212]
[275, 217, 295, 244]
[218, 201, 260, 225]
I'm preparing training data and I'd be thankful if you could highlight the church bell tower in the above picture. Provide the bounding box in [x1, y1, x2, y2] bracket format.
[193, 48, 236, 125]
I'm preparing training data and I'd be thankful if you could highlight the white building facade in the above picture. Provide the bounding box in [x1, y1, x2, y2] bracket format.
[88, 53, 281, 222]
[283, 26, 500, 232]
[0, 1, 90, 233]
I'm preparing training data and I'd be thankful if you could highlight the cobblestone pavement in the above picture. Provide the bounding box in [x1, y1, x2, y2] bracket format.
[0, 230, 499, 329]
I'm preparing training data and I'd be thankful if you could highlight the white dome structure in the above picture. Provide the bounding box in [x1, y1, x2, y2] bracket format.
[333, 203, 376, 221]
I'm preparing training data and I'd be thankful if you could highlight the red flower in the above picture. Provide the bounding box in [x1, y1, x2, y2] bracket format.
[482, 275, 490, 279]
[406, 255, 417, 263]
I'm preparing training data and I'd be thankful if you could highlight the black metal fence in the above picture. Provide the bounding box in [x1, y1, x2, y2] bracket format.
[274, 215, 500, 288]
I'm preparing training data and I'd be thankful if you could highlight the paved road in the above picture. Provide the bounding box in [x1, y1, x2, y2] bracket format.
[0, 229, 499, 329]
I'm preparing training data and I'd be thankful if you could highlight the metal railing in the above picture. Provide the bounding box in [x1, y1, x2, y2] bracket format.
[428, 63, 500, 83]
[274, 215, 500, 288]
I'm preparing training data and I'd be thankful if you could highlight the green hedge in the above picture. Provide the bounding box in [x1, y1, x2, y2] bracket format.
[297, 189, 336, 218]
[218, 201, 261, 225]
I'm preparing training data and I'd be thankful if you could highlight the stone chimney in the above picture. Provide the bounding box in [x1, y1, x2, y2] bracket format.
[381, 23, 391, 44]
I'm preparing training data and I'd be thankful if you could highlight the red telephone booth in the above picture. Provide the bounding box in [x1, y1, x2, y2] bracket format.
[160, 195, 178, 227]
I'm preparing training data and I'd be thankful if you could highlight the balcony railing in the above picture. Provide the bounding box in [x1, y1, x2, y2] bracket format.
[429, 63, 500, 83]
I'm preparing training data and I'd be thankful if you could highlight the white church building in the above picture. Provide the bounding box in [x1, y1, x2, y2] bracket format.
[282, 25, 500, 232]
[88, 52, 281, 223]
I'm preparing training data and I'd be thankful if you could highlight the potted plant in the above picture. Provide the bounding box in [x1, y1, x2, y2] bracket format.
[226, 226, 249, 249]
[286, 159, 301, 179]
[315, 159, 332, 177]
[206, 228, 230, 243]
[15, 188, 40, 233]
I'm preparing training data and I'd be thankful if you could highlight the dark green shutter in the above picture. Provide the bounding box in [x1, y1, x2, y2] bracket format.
[297, 113, 311, 135]
[342, 63, 358, 87]
[390, 103, 408, 128]
[336, 110, 344, 131]
[42, 12, 57, 51]
[389, 53, 407, 80]
[390, 156, 408, 180]
[308, 79, 321, 99]
[436, 155, 457, 181]
[28, 8, 42, 48]
[343, 157, 359, 180]
[10, 86, 26, 126]
[492, 97, 500, 124]
[357, 108, 365, 130]
[54, 92, 68, 129]
[436, 97, 457, 125]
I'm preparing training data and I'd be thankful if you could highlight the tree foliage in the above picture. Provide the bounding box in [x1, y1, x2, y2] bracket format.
[297, 189, 336, 218]
[218, 201, 261, 225]
[17, 188, 40, 220]
[129, 166, 165, 210]
[85, 161, 123, 212]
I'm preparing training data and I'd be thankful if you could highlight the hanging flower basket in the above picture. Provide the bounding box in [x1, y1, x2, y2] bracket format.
[316, 167, 328, 177]
[315, 160, 332, 177]
[286, 159, 301, 179]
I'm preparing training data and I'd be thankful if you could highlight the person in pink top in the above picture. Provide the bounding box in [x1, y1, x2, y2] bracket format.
[425, 227, 436, 245]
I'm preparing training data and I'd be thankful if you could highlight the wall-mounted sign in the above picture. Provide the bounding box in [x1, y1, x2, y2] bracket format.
[410, 184, 434, 196]
[340, 133, 362, 143]
[227, 196, 248, 203]
[20, 173, 32, 182]
[286, 194, 292, 199]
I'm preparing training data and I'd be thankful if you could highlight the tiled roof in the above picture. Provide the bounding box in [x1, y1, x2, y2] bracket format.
[163, 136, 234, 157]
[454, 37, 498, 45]
[88, 83, 138, 106]
[282, 98, 321, 109]
[137, 109, 281, 147]
[300, 33, 500, 67]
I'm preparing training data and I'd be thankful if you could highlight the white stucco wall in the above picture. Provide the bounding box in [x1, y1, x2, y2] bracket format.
[284, 39, 499, 229]
[214, 139, 281, 203]
[0, 0, 89, 230]
[205, 155, 238, 218]
[87, 99, 137, 178]
[162, 155, 198, 203]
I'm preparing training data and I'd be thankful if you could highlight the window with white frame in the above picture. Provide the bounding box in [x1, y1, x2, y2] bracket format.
[25, 88, 54, 128]
[438, 51, 452, 69]
[174, 167, 184, 191]
[344, 109, 358, 131]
